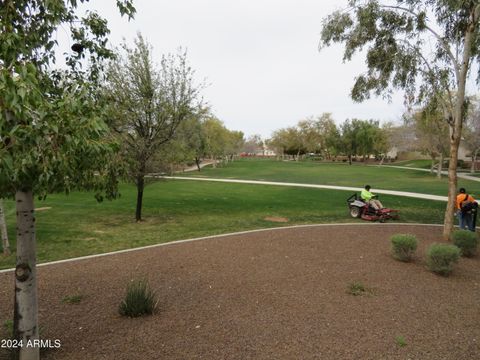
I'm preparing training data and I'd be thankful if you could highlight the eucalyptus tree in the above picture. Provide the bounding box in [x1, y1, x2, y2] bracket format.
[320, 0, 480, 238]
[0, 1, 135, 359]
[412, 104, 450, 177]
[106, 35, 202, 222]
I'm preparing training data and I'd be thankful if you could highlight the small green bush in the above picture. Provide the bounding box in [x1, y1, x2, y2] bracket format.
[3, 319, 13, 339]
[426, 243, 461, 276]
[347, 281, 370, 296]
[62, 294, 84, 304]
[390, 234, 417, 262]
[451, 230, 478, 257]
[395, 335, 407, 347]
[119, 279, 157, 317]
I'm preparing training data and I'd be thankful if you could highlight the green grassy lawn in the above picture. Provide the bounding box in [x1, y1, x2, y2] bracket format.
[391, 159, 433, 169]
[0, 179, 447, 269]
[184, 158, 480, 197]
[392, 159, 478, 174]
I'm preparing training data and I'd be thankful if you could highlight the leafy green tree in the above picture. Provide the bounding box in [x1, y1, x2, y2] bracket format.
[0, 1, 135, 359]
[339, 119, 359, 165]
[225, 130, 245, 161]
[203, 116, 229, 167]
[297, 118, 323, 155]
[106, 35, 202, 222]
[320, 0, 480, 238]
[267, 128, 289, 160]
[411, 103, 450, 177]
[242, 134, 264, 155]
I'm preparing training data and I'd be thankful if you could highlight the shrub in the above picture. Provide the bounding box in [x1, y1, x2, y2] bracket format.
[395, 335, 407, 347]
[426, 243, 461, 276]
[390, 234, 417, 262]
[62, 294, 84, 304]
[119, 279, 157, 317]
[451, 230, 478, 257]
[347, 281, 371, 296]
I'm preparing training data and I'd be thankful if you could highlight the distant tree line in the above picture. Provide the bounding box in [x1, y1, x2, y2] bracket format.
[267, 113, 390, 164]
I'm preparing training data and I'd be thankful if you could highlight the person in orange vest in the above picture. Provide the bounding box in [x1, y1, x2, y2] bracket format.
[456, 188, 477, 231]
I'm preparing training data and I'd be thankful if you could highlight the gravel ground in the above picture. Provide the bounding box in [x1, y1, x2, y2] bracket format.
[0, 224, 479, 360]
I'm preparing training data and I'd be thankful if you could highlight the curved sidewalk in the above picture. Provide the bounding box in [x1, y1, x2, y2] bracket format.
[161, 176, 448, 202]
[372, 165, 480, 182]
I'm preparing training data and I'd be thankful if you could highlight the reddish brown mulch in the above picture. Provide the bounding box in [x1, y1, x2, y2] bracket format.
[1, 224, 479, 360]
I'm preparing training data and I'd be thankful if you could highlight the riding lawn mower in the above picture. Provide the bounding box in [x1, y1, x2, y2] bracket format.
[347, 193, 399, 222]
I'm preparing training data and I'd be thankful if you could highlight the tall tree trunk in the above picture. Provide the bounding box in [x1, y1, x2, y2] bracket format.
[348, 154, 352, 165]
[437, 153, 443, 179]
[0, 199, 10, 255]
[379, 155, 385, 165]
[13, 189, 39, 360]
[471, 150, 478, 173]
[135, 175, 145, 222]
[443, 11, 476, 239]
[430, 156, 435, 173]
[195, 157, 201, 171]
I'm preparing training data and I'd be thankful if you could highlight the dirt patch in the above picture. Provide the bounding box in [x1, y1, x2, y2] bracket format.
[0, 224, 479, 360]
[35, 207, 52, 211]
[264, 216, 289, 223]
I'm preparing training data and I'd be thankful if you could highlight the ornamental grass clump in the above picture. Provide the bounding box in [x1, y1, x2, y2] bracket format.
[390, 234, 417, 262]
[426, 243, 461, 276]
[119, 279, 157, 317]
[451, 230, 478, 257]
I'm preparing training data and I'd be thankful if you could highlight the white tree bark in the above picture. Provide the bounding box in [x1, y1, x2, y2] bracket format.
[442, 4, 479, 240]
[437, 153, 443, 179]
[13, 190, 39, 360]
[0, 199, 10, 255]
[471, 150, 478, 173]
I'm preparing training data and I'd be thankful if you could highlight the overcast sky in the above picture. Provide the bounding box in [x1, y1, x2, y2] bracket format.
[80, 0, 407, 138]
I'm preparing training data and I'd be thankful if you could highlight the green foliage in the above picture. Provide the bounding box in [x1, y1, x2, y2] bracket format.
[395, 335, 407, 347]
[320, 1, 480, 104]
[3, 319, 13, 338]
[119, 279, 157, 317]
[105, 34, 203, 220]
[0, 0, 135, 198]
[390, 234, 417, 262]
[62, 294, 84, 305]
[426, 243, 461, 276]
[347, 281, 369, 296]
[451, 230, 479, 257]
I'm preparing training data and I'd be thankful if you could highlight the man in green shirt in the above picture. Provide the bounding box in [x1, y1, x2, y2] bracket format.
[360, 185, 384, 210]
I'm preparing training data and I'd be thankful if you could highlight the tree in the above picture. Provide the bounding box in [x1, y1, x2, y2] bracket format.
[339, 119, 359, 164]
[0, 1, 135, 359]
[411, 103, 450, 177]
[0, 199, 10, 255]
[463, 97, 480, 173]
[320, 0, 480, 239]
[267, 128, 289, 160]
[242, 134, 264, 155]
[106, 35, 202, 222]
[315, 113, 339, 159]
[297, 118, 323, 155]
[225, 130, 245, 161]
[203, 116, 229, 166]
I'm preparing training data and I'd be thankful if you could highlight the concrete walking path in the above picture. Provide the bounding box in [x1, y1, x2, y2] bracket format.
[373, 165, 480, 182]
[160, 176, 448, 202]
